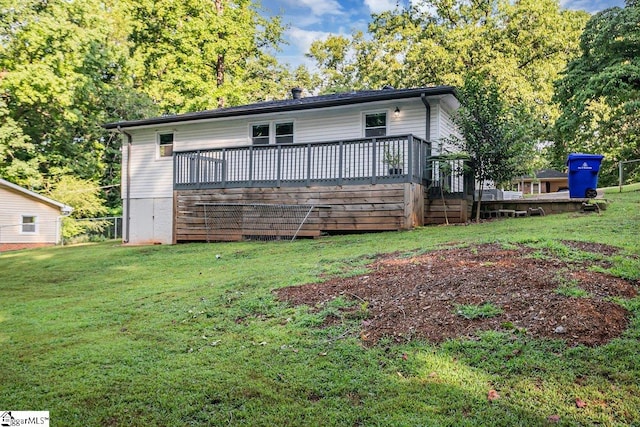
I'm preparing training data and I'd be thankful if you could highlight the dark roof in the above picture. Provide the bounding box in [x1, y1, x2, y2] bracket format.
[104, 86, 457, 130]
[535, 169, 567, 179]
[518, 169, 567, 180]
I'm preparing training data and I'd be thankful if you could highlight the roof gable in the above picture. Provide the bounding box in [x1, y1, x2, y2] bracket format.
[0, 179, 73, 214]
[104, 86, 458, 130]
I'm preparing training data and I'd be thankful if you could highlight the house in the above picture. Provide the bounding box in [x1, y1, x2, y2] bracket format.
[512, 169, 568, 195]
[104, 86, 473, 244]
[0, 179, 73, 251]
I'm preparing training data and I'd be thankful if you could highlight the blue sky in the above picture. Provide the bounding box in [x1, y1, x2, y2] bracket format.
[260, 0, 626, 69]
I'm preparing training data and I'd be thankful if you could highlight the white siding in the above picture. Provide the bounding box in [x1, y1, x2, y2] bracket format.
[0, 186, 61, 244]
[125, 100, 435, 200]
[438, 104, 461, 153]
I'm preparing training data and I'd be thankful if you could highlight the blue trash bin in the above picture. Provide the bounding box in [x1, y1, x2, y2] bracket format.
[566, 153, 604, 198]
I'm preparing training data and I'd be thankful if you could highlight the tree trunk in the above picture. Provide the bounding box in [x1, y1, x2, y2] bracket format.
[215, 0, 225, 108]
[475, 181, 483, 222]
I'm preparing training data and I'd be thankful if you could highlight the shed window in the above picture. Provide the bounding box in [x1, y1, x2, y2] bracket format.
[158, 133, 174, 157]
[252, 124, 270, 145]
[22, 215, 36, 233]
[275, 122, 294, 144]
[365, 112, 387, 137]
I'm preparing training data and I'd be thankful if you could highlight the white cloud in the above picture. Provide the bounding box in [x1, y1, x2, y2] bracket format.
[293, 0, 344, 16]
[364, 0, 399, 14]
[560, 0, 624, 12]
[287, 27, 334, 54]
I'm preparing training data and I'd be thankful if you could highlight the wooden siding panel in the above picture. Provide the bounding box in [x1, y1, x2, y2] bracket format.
[174, 183, 422, 242]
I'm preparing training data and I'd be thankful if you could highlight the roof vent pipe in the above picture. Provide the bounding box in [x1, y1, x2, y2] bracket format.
[291, 87, 303, 99]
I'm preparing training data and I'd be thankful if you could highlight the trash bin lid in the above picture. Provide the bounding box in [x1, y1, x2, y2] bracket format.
[566, 153, 604, 164]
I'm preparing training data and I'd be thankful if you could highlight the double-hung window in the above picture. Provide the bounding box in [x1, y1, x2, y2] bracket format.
[158, 132, 174, 158]
[251, 124, 270, 145]
[251, 122, 294, 144]
[364, 112, 387, 137]
[21, 215, 36, 233]
[275, 122, 294, 144]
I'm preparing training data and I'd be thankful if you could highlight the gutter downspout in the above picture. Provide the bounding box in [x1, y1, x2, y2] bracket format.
[420, 93, 431, 145]
[421, 93, 432, 181]
[117, 126, 133, 244]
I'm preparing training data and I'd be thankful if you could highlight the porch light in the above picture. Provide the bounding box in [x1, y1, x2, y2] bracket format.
[394, 106, 400, 117]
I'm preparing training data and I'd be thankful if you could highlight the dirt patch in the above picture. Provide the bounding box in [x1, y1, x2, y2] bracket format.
[274, 242, 637, 347]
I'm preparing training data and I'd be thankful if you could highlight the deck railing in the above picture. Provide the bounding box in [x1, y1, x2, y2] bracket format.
[174, 135, 433, 190]
[426, 155, 475, 199]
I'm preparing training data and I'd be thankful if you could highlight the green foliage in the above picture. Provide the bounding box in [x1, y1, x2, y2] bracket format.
[46, 175, 108, 239]
[448, 74, 536, 219]
[0, 100, 41, 187]
[553, 1, 640, 185]
[126, 0, 287, 112]
[0, 0, 157, 205]
[454, 303, 503, 320]
[306, 0, 587, 127]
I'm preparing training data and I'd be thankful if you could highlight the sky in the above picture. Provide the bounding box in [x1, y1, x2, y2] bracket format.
[260, 0, 627, 69]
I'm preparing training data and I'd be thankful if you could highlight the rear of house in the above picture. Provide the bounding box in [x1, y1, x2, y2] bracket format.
[105, 86, 470, 244]
[0, 179, 72, 251]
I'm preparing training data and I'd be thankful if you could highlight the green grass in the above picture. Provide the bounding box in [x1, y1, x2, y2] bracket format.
[455, 303, 503, 319]
[1, 188, 639, 426]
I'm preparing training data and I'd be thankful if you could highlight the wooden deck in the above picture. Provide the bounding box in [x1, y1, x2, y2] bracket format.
[172, 135, 474, 241]
[174, 183, 425, 242]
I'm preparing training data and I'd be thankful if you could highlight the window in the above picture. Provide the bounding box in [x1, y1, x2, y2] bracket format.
[158, 132, 174, 158]
[364, 112, 387, 137]
[21, 215, 36, 233]
[252, 124, 270, 145]
[275, 122, 294, 144]
[251, 122, 295, 144]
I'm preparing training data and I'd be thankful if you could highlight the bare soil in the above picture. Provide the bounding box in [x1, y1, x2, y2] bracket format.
[274, 242, 638, 347]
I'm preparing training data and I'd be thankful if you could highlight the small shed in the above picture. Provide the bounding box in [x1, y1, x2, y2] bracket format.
[512, 169, 568, 195]
[0, 179, 73, 251]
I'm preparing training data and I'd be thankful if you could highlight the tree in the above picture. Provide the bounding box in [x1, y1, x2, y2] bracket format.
[0, 99, 41, 188]
[306, 0, 587, 126]
[0, 0, 156, 187]
[448, 75, 535, 221]
[553, 0, 640, 185]
[0, 0, 157, 206]
[126, 0, 287, 112]
[46, 175, 108, 240]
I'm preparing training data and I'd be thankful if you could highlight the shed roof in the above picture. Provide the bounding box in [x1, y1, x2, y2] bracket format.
[0, 178, 73, 214]
[104, 86, 458, 130]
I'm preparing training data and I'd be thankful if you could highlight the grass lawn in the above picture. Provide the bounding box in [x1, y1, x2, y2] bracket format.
[1, 188, 639, 426]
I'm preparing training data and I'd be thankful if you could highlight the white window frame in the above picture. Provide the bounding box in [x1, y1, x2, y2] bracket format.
[21, 215, 37, 234]
[157, 131, 174, 159]
[249, 120, 295, 145]
[363, 110, 388, 138]
[274, 121, 294, 144]
[251, 123, 270, 145]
